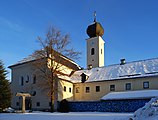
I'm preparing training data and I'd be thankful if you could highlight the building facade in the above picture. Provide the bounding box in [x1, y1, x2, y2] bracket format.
[9, 17, 158, 110]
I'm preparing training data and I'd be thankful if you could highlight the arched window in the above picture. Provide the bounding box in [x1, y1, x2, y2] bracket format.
[33, 75, 36, 84]
[20, 76, 24, 86]
[91, 48, 95, 55]
[32, 91, 36, 96]
[26, 75, 29, 83]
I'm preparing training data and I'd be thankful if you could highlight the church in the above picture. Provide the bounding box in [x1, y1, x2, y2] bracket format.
[9, 16, 158, 111]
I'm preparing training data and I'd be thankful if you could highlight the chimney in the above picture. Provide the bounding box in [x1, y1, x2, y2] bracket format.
[120, 59, 126, 65]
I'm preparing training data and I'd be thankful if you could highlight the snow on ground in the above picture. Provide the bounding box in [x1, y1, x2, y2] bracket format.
[1, 97, 158, 120]
[101, 90, 158, 100]
[0, 112, 132, 120]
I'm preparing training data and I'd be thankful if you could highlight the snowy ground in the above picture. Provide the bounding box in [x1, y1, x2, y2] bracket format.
[0, 112, 133, 120]
[1, 98, 158, 120]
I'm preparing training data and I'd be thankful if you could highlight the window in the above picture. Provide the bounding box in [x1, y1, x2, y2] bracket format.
[125, 83, 131, 90]
[91, 48, 95, 55]
[33, 75, 36, 84]
[110, 85, 115, 91]
[49, 102, 51, 106]
[20, 76, 24, 86]
[96, 86, 100, 92]
[76, 87, 79, 93]
[69, 87, 72, 93]
[16, 102, 19, 106]
[32, 91, 36, 96]
[143, 81, 149, 89]
[36, 102, 40, 106]
[26, 75, 29, 83]
[64, 86, 66, 92]
[86, 87, 90, 93]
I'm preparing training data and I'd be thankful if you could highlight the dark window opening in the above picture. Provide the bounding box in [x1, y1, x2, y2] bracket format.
[16, 102, 19, 106]
[33, 75, 36, 84]
[32, 91, 36, 96]
[86, 87, 90, 93]
[125, 83, 131, 90]
[26, 75, 29, 83]
[49, 102, 51, 106]
[91, 48, 95, 55]
[96, 86, 100, 92]
[21, 76, 24, 86]
[36, 102, 40, 106]
[64, 86, 66, 92]
[69, 87, 71, 93]
[110, 85, 115, 91]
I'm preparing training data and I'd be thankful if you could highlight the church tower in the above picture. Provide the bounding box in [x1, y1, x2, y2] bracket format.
[86, 12, 105, 69]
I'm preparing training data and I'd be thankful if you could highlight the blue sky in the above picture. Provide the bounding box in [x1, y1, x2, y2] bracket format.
[0, 0, 158, 79]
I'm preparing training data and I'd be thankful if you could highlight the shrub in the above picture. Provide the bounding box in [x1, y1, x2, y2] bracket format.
[59, 99, 69, 112]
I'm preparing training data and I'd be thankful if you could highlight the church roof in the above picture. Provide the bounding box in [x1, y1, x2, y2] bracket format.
[70, 58, 158, 83]
[8, 50, 81, 70]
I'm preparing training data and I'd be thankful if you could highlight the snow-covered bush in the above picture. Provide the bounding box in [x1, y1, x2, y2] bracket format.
[129, 97, 158, 120]
[3, 107, 15, 113]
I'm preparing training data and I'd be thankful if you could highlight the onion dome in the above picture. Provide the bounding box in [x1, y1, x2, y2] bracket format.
[86, 12, 104, 38]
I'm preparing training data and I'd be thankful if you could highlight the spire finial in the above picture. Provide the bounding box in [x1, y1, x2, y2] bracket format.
[94, 11, 96, 22]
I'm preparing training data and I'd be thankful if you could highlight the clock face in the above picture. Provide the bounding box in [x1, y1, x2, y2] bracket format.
[91, 41, 94, 46]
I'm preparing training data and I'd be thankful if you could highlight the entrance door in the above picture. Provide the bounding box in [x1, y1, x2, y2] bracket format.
[25, 98, 32, 110]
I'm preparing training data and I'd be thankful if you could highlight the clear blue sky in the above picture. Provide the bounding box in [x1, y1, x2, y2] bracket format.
[0, 0, 158, 80]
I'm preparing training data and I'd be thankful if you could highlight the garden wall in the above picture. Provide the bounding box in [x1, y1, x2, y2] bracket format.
[67, 99, 150, 112]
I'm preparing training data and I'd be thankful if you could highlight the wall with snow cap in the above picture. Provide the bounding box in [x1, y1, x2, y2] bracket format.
[67, 99, 150, 112]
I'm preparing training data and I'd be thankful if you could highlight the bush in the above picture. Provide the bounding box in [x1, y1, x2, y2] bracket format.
[59, 99, 69, 112]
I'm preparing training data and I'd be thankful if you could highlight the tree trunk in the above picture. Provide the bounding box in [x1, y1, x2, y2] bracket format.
[50, 80, 54, 112]
[53, 79, 58, 111]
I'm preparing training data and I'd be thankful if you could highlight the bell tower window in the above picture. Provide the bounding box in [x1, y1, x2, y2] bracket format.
[91, 48, 95, 55]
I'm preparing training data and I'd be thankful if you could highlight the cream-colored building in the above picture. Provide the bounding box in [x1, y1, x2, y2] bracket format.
[9, 17, 158, 110]
[9, 55, 80, 110]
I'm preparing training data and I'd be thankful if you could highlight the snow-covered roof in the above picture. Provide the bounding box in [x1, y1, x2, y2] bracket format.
[8, 52, 81, 70]
[101, 90, 158, 100]
[70, 58, 158, 83]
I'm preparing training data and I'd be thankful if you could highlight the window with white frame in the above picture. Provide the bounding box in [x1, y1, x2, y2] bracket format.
[143, 81, 149, 89]
[86, 87, 90, 93]
[110, 85, 115, 91]
[125, 83, 131, 90]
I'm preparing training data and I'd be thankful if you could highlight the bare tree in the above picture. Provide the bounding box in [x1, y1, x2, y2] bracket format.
[32, 26, 81, 112]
